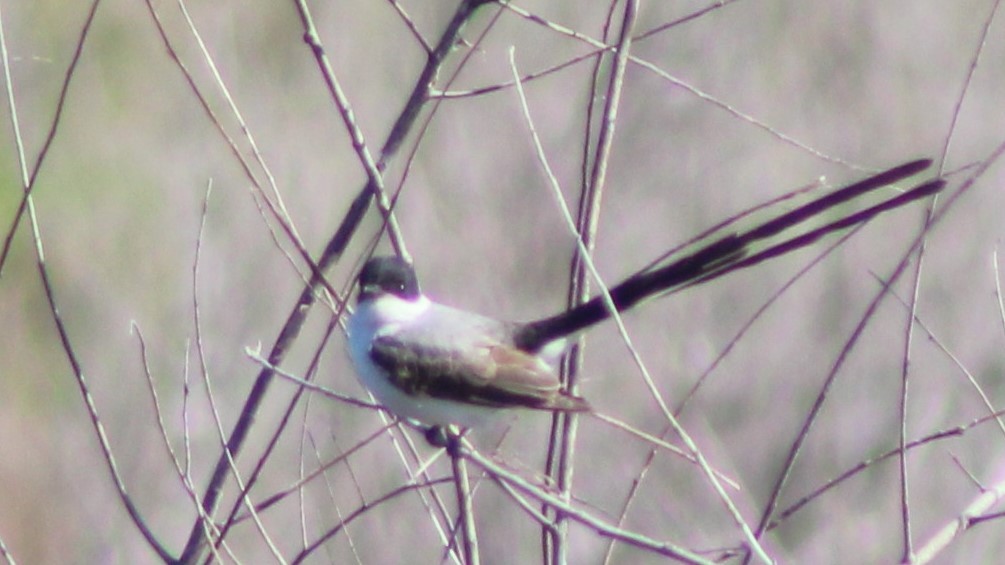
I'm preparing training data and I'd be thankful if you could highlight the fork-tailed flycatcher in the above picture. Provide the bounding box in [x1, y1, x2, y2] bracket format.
[347, 160, 944, 428]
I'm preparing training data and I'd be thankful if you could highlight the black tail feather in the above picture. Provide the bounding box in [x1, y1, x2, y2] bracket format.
[513, 161, 942, 352]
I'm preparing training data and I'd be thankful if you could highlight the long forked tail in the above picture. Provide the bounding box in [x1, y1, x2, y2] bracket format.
[514, 159, 944, 352]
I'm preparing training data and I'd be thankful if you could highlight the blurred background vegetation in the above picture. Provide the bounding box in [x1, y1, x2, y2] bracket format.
[1, 1, 1003, 563]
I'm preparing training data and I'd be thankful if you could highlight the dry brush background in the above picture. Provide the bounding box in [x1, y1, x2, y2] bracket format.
[1, 1, 1004, 564]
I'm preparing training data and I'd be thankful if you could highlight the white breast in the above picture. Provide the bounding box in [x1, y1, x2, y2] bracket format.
[346, 294, 502, 428]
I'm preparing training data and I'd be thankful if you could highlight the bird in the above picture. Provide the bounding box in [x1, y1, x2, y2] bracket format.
[346, 160, 943, 429]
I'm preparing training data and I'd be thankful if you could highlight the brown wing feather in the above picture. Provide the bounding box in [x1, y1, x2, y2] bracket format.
[369, 334, 589, 412]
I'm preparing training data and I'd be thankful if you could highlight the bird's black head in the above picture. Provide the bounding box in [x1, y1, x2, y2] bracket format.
[357, 256, 421, 302]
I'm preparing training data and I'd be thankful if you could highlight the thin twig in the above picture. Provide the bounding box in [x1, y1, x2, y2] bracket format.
[552, 1, 638, 561]
[0, 1, 97, 273]
[871, 270, 1005, 439]
[147, 0, 327, 307]
[212, 317, 343, 548]
[936, 0, 1002, 171]
[552, 3, 623, 560]
[0, 535, 12, 565]
[289, 478, 455, 564]
[174, 0, 305, 248]
[293, 0, 407, 258]
[911, 477, 1005, 564]
[0, 2, 174, 561]
[905, 1, 1001, 549]
[451, 447, 480, 565]
[752, 137, 1005, 550]
[131, 321, 224, 562]
[769, 409, 1005, 529]
[386, 0, 433, 53]
[232, 426, 393, 521]
[591, 412, 739, 489]
[305, 432, 366, 563]
[676, 227, 859, 413]
[173, 1, 492, 559]
[750, 226, 926, 549]
[462, 443, 714, 564]
[188, 182, 283, 562]
[509, 37, 772, 564]
[997, 247, 1005, 347]
[246, 343, 464, 563]
[490, 1, 859, 168]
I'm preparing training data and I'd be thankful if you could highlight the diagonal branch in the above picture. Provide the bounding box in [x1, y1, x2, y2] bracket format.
[175, 0, 495, 561]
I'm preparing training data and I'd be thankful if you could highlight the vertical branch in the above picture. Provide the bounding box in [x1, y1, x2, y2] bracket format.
[897, 3, 999, 560]
[541, 1, 618, 558]
[546, 1, 639, 563]
[451, 445, 480, 565]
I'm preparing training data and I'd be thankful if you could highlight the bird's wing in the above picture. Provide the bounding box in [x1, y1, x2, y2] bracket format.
[369, 307, 587, 411]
